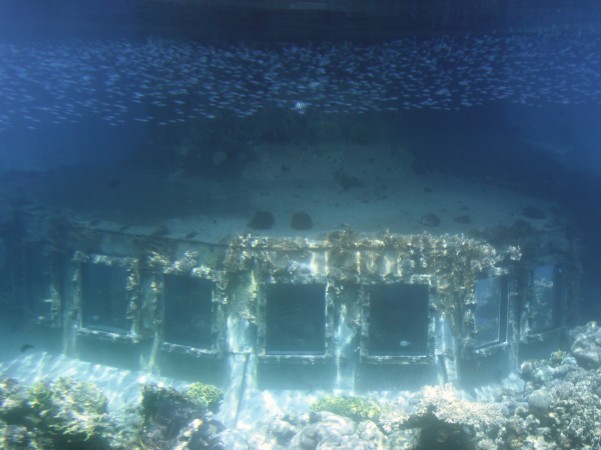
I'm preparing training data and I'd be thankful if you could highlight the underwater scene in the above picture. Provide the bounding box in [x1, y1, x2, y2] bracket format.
[2, 0, 601, 448]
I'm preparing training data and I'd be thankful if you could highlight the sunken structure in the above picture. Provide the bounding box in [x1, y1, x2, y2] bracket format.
[3, 206, 580, 424]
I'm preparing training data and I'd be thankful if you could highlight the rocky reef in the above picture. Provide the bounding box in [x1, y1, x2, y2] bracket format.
[0, 376, 115, 450]
[4, 322, 601, 449]
[223, 321, 601, 449]
[0, 378, 224, 450]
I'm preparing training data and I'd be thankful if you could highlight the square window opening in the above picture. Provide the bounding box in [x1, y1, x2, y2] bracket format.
[163, 275, 214, 350]
[367, 284, 429, 357]
[264, 283, 326, 356]
[473, 276, 509, 348]
[80, 263, 130, 334]
[25, 250, 58, 323]
[529, 265, 562, 333]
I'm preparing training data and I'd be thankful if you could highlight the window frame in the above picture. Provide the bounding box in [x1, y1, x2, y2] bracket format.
[258, 281, 332, 363]
[470, 274, 511, 350]
[360, 282, 433, 364]
[160, 273, 219, 355]
[522, 263, 566, 340]
[76, 255, 139, 342]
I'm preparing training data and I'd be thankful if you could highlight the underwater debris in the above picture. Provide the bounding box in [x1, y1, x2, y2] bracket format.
[184, 230, 198, 240]
[420, 213, 442, 227]
[334, 169, 362, 191]
[290, 211, 313, 230]
[151, 224, 170, 237]
[454, 214, 471, 224]
[19, 344, 34, 353]
[247, 210, 275, 230]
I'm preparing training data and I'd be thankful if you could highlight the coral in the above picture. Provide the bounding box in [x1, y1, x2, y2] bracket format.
[27, 377, 110, 446]
[310, 395, 381, 423]
[549, 350, 568, 367]
[379, 384, 506, 435]
[291, 411, 388, 450]
[377, 385, 507, 450]
[0, 378, 28, 420]
[9, 326, 601, 450]
[420, 385, 506, 429]
[1, 377, 225, 450]
[140, 382, 224, 449]
[501, 343, 601, 449]
[227, 410, 388, 450]
[569, 321, 601, 369]
[0, 377, 114, 450]
[186, 382, 223, 413]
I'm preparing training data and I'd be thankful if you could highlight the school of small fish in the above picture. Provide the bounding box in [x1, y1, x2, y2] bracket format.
[1, 30, 600, 132]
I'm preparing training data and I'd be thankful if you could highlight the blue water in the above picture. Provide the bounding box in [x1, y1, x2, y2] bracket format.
[0, 0, 599, 316]
[1, 0, 601, 418]
[0, 1, 599, 315]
